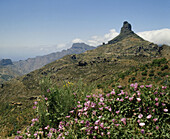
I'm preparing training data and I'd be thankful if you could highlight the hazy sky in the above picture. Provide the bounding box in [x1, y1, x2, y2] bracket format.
[0, 0, 170, 61]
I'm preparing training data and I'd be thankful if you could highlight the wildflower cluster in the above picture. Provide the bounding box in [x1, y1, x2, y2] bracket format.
[15, 83, 169, 138]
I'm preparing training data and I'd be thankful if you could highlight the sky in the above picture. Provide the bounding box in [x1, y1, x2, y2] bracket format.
[0, 0, 170, 61]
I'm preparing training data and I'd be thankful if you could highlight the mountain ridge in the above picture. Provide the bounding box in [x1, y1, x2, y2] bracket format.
[0, 43, 95, 83]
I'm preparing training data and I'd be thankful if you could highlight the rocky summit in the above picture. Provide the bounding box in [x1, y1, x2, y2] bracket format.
[120, 21, 134, 35]
[108, 21, 143, 44]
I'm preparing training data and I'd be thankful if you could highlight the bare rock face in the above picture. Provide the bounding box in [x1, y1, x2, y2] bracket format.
[120, 21, 134, 35]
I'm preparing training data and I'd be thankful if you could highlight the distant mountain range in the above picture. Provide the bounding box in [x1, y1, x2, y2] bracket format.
[0, 43, 95, 83]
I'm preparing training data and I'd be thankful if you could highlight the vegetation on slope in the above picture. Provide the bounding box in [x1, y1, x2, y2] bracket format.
[15, 79, 169, 138]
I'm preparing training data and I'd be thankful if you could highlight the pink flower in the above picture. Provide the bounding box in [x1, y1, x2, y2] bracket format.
[138, 114, 143, 119]
[146, 114, 152, 119]
[156, 126, 159, 130]
[146, 84, 152, 88]
[17, 131, 21, 134]
[100, 97, 104, 102]
[47, 89, 50, 92]
[141, 129, 145, 134]
[162, 103, 166, 106]
[115, 124, 120, 127]
[121, 118, 126, 125]
[137, 120, 140, 123]
[34, 101, 38, 105]
[137, 92, 141, 96]
[74, 118, 78, 123]
[80, 120, 84, 124]
[94, 126, 98, 130]
[84, 107, 88, 111]
[77, 104, 82, 108]
[98, 116, 102, 119]
[69, 110, 74, 113]
[153, 118, 158, 122]
[155, 98, 158, 101]
[110, 89, 115, 95]
[155, 102, 159, 106]
[137, 98, 141, 102]
[140, 85, 144, 88]
[95, 120, 100, 125]
[108, 107, 112, 112]
[129, 97, 134, 101]
[45, 97, 48, 101]
[92, 111, 96, 115]
[125, 96, 129, 99]
[130, 84, 134, 87]
[107, 131, 111, 135]
[86, 95, 91, 98]
[34, 133, 38, 137]
[118, 85, 122, 88]
[99, 107, 103, 111]
[121, 90, 125, 95]
[116, 110, 120, 114]
[116, 98, 120, 101]
[139, 123, 145, 127]
[106, 93, 110, 97]
[100, 123, 104, 128]
[112, 119, 115, 123]
[164, 109, 168, 112]
[65, 115, 70, 118]
[33, 106, 36, 109]
[45, 125, 49, 129]
[162, 86, 167, 89]
[120, 98, 124, 102]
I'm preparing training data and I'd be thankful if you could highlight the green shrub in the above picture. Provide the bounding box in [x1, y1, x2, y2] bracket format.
[161, 65, 169, 71]
[142, 71, 147, 76]
[152, 58, 167, 67]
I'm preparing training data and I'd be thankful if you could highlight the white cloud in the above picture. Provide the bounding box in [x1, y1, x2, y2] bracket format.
[72, 38, 84, 43]
[87, 29, 119, 46]
[137, 29, 170, 45]
[75, 28, 170, 47]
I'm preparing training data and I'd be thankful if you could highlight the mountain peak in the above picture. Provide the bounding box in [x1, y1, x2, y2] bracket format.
[120, 21, 134, 35]
[108, 21, 142, 44]
[71, 43, 95, 50]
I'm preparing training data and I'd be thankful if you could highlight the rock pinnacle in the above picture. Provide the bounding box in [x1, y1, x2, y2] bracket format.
[120, 21, 134, 35]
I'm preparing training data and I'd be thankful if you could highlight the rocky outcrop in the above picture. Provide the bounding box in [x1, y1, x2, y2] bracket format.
[120, 21, 134, 35]
[108, 21, 143, 44]
[0, 59, 13, 66]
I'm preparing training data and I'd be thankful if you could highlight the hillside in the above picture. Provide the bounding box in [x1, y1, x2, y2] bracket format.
[0, 21, 169, 137]
[0, 43, 95, 83]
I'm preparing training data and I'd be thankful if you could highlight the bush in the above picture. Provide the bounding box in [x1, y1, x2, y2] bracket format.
[152, 58, 167, 67]
[161, 65, 169, 71]
[142, 71, 147, 76]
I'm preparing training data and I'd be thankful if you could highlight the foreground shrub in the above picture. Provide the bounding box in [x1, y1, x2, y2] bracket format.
[15, 82, 169, 138]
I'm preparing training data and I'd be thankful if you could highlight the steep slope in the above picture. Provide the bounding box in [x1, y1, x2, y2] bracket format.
[0, 21, 169, 136]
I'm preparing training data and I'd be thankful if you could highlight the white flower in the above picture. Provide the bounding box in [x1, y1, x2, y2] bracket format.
[139, 123, 145, 127]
